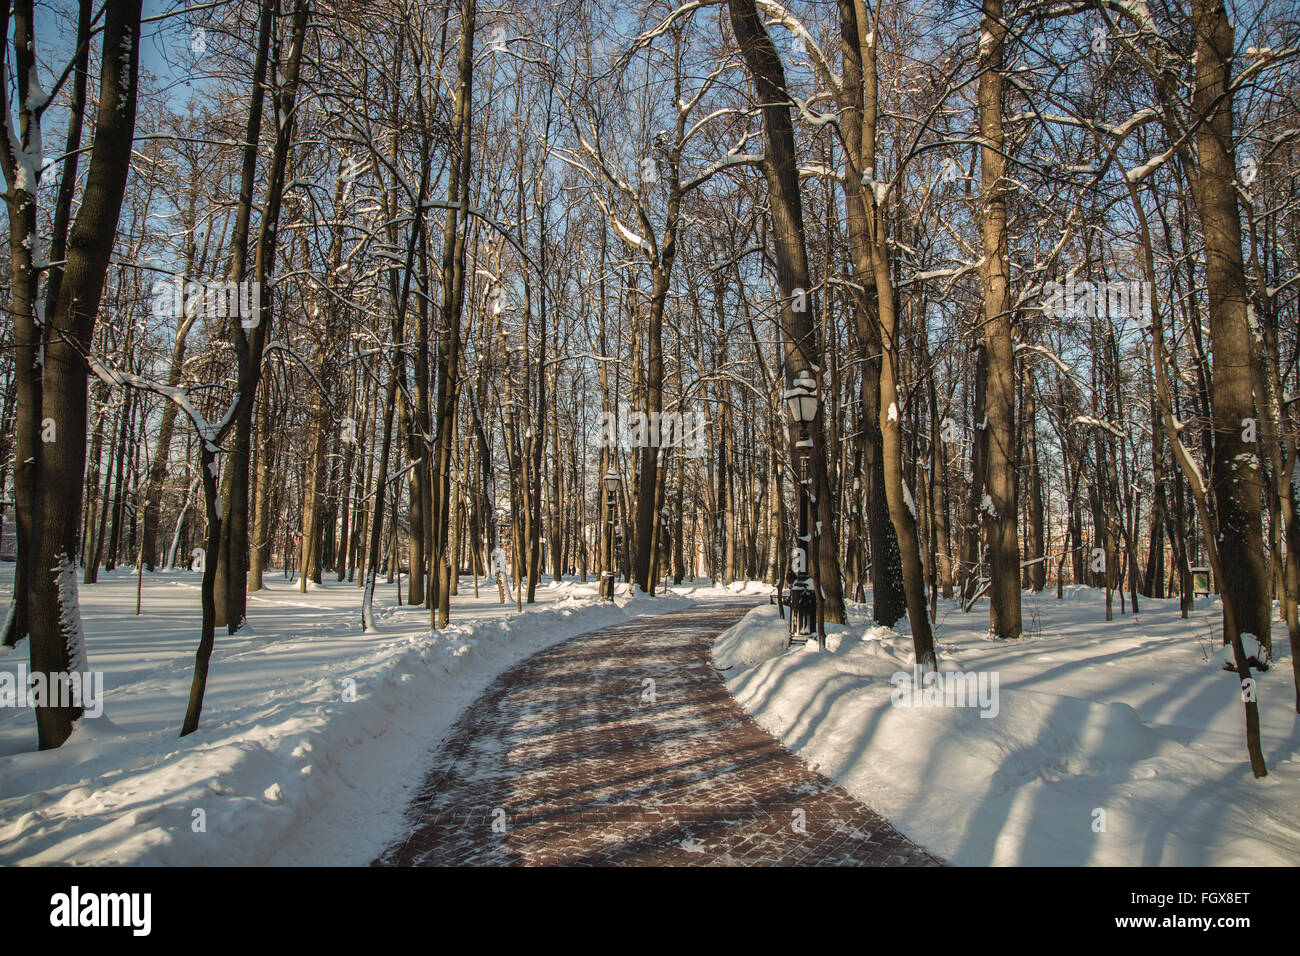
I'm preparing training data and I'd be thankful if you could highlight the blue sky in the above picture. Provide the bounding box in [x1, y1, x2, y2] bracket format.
[28, 0, 213, 118]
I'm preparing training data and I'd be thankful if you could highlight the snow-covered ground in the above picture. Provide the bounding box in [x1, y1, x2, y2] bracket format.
[12, 563, 1293, 867]
[714, 588, 1300, 865]
[0, 564, 768, 865]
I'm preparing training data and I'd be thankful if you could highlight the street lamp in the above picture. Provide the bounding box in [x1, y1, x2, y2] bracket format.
[783, 370, 818, 642]
[601, 471, 621, 600]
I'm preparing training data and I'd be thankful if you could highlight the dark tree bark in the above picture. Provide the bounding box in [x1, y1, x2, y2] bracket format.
[212, 0, 283, 630]
[727, 0, 846, 624]
[1186, 0, 1271, 648]
[837, 0, 905, 626]
[26, 0, 142, 748]
[430, 0, 476, 627]
[0, 0, 49, 648]
[977, 0, 1022, 638]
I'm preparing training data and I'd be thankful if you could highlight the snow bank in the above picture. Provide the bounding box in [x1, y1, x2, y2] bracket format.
[0, 569, 709, 865]
[714, 604, 790, 669]
[714, 588, 1300, 865]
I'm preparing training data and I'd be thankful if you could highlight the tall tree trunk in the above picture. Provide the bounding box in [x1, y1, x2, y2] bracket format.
[848, 0, 938, 667]
[1023, 364, 1045, 591]
[977, 0, 1021, 638]
[430, 0, 475, 627]
[248, 379, 273, 591]
[1, 0, 48, 647]
[26, 0, 142, 748]
[1126, 161, 1267, 775]
[728, 0, 845, 623]
[838, 0, 905, 626]
[1186, 0, 1271, 648]
[214, 0, 300, 631]
[963, 343, 989, 603]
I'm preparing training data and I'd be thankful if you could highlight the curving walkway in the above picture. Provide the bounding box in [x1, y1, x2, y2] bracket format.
[377, 602, 942, 866]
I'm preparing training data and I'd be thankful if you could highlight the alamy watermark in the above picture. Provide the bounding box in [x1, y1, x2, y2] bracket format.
[1041, 277, 1151, 322]
[890, 665, 999, 718]
[50, 886, 150, 936]
[600, 403, 707, 458]
[0, 666, 104, 717]
[151, 276, 261, 329]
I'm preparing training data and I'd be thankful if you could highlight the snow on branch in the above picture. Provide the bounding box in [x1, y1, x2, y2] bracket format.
[1016, 342, 1076, 381]
[262, 340, 332, 404]
[86, 352, 237, 449]
[797, 163, 842, 181]
[575, 133, 640, 205]
[755, 0, 843, 94]
[590, 191, 653, 254]
[1071, 414, 1125, 438]
[625, 0, 722, 66]
[1124, 143, 1177, 184]
[682, 149, 763, 191]
[897, 259, 982, 293]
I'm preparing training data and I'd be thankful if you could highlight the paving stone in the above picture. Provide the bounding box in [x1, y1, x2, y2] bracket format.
[376, 602, 943, 866]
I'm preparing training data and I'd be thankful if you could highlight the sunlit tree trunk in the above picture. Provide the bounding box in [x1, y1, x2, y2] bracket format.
[977, 0, 1021, 638]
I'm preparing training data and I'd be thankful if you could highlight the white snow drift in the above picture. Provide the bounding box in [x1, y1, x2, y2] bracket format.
[0, 566, 763, 865]
[714, 589, 1300, 865]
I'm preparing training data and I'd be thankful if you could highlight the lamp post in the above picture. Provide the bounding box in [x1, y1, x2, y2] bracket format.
[601, 471, 621, 600]
[784, 370, 818, 642]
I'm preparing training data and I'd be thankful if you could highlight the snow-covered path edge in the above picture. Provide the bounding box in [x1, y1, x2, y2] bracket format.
[0, 576, 765, 866]
[712, 593, 1300, 866]
[262, 593, 695, 866]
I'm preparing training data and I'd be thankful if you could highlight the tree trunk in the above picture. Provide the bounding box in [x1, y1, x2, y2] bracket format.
[214, 0, 303, 632]
[26, 0, 142, 749]
[1185, 0, 1271, 649]
[977, 0, 1021, 638]
[728, 0, 845, 624]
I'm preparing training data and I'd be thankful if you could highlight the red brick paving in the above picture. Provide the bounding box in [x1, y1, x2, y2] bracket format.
[377, 602, 943, 866]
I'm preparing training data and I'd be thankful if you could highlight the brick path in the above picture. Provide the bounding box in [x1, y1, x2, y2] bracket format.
[377, 602, 942, 866]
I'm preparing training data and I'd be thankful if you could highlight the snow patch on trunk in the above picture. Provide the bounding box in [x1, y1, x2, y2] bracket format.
[54, 554, 89, 675]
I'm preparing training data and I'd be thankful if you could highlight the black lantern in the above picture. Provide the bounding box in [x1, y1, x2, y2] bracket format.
[784, 370, 819, 643]
[601, 472, 621, 600]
